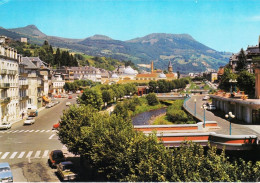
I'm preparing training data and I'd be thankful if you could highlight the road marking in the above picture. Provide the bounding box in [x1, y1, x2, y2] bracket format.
[46, 130, 50, 132]
[35, 130, 40, 132]
[24, 130, 30, 132]
[29, 130, 34, 132]
[12, 130, 19, 133]
[9, 152, 18, 159]
[42, 150, 49, 158]
[18, 130, 24, 133]
[18, 152, 25, 158]
[6, 131, 13, 133]
[40, 130, 45, 132]
[26, 151, 33, 158]
[0, 152, 2, 156]
[34, 151, 41, 158]
[1, 152, 10, 159]
[49, 134, 55, 139]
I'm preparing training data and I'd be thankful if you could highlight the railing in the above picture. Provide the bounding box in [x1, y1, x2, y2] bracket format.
[0, 69, 8, 74]
[8, 70, 17, 75]
[19, 96, 29, 101]
[183, 96, 209, 122]
[0, 83, 10, 89]
[0, 97, 11, 104]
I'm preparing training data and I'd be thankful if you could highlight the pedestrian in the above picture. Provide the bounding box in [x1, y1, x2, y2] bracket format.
[22, 111, 24, 119]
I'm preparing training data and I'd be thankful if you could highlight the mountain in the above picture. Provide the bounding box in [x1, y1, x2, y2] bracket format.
[0, 25, 231, 73]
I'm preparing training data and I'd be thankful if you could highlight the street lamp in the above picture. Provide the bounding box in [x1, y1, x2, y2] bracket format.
[146, 86, 149, 94]
[156, 86, 159, 94]
[201, 104, 207, 128]
[229, 79, 237, 94]
[225, 112, 235, 135]
[194, 98, 197, 117]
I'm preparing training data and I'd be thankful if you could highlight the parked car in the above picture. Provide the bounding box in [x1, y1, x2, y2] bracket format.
[207, 104, 216, 110]
[48, 150, 66, 168]
[24, 117, 35, 125]
[52, 122, 60, 130]
[76, 90, 81, 94]
[57, 161, 77, 181]
[0, 162, 13, 182]
[68, 95, 72, 99]
[46, 103, 52, 108]
[202, 96, 210, 100]
[0, 122, 12, 130]
[66, 102, 71, 106]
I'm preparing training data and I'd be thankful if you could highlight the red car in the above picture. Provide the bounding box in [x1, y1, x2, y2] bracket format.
[68, 95, 72, 99]
[53, 122, 60, 129]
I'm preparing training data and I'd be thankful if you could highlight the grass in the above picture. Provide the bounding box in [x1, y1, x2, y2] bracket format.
[134, 103, 165, 116]
[152, 115, 173, 125]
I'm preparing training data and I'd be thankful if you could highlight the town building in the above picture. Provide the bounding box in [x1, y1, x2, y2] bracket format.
[0, 36, 20, 123]
[51, 72, 65, 94]
[18, 61, 29, 117]
[55, 66, 74, 83]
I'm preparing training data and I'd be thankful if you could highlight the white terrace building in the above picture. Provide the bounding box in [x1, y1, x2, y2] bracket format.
[0, 36, 21, 123]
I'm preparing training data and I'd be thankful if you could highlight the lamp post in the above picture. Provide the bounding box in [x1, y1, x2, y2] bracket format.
[194, 98, 197, 117]
[201, 104, 207, 128]
[229, 79, 237, 94]
[225, 112, 235, 135]
[156, 86, 159, 94]
[146, 86, 149, 95]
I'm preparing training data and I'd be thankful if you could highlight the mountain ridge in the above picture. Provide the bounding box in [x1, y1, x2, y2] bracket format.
[0, 24, 230, 73]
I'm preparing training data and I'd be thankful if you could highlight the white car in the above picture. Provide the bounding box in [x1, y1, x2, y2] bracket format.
[0, 122, 12, 130]
[207, 104, 216, 110]
[24, 117, 35, 125]
[66, 102, 71, 106]
[203, 96, 210, 100]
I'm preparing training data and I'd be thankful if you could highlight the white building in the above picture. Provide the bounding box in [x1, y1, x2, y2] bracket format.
[51, 73, 65, 94]
[19, 61, 29, 117]
[0, 36, 20, 123]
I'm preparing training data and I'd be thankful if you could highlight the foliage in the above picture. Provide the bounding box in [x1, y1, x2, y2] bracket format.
[146, 93, 159, 106]
[58, 105, 260, 182]
[148, 78, 189, 93]
[167, 109, 188, 122]
[63, 79, 95, 91]
[237, 70, 255, 97]
[236, 48, 247, 72]
[218, 67, 237, 92]
[80, 88, 103, 110]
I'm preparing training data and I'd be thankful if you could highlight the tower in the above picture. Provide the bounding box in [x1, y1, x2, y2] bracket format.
[168, 60, 173, 74]
[151, 61, 154, 73]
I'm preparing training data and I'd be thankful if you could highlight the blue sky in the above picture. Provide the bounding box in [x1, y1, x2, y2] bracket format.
[0, 0, 260, 52]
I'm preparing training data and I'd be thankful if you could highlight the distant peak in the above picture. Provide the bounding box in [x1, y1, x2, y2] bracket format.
[88, 34, 113, 40]
[25, 24, 38, 29]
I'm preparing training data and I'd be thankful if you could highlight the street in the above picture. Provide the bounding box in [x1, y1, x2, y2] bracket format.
[186, 95, 260, 137]
[0, 95, 77, 182]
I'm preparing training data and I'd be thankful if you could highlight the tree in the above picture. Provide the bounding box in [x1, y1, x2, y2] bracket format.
[237, 70, 255, 97]
[146, 93, 159, 106]
[102, 90, 112, 105]
[219, 67, 237, 92]
[80, 89, 103, 110]
[177, 71, 180, 79]
[54, 48, 61, 67]
[236, 48, 247, 72]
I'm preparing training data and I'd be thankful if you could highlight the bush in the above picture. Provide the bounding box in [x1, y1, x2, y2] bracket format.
[146, 93, 159, 106]
[167, 109, 188, 122]
[167, 100, 183, 111]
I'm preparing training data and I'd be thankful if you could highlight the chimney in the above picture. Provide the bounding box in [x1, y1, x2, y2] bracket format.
[151, 61, 154, 73]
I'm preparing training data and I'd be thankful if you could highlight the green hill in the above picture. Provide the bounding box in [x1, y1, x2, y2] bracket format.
[0, 25, 231, 73]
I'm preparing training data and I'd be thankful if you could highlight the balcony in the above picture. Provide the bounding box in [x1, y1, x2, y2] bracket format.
[19, 73, 28, 77]
[0, 69, 8, 75]
[0, 97, 11, 105]
[0, 83, 10, 89]
[19, 96, 29, 101]
[8, 70, 17, 75]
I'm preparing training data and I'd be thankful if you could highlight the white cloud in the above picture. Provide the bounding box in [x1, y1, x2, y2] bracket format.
[0, 0, 10, 6]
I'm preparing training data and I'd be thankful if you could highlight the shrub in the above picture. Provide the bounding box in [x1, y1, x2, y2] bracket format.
[146, 93, 159, 106]
[167, 109, 188, 122]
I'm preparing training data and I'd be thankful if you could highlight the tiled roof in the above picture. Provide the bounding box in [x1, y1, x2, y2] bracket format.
[165, 74, 176, 78]
[21, 57, 38, 69]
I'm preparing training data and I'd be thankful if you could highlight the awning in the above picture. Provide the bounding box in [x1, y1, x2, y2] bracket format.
[42, 96, 50, 103]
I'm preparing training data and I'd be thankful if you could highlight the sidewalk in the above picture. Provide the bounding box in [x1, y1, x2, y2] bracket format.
[184, 96, 260, 138]
[9, 106, 46, 126]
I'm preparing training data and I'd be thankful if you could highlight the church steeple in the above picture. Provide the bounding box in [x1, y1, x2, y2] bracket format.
[151, 60, 154, 73]
[168, 61, 173, 73]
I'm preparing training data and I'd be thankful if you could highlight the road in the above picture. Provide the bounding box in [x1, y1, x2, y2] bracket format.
[0, 95, 77, 182]
[186, 95, 260, 137]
